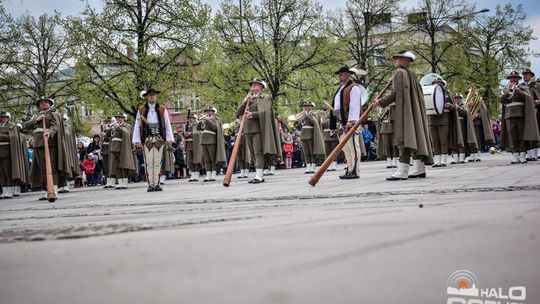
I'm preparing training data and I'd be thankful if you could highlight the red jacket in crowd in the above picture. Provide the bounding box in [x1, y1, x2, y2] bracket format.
[83, 159, 96, 175]
[283, 143, 294, 157]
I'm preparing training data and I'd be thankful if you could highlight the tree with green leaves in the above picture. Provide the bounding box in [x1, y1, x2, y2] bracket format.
[1, 11, 75, 118]
[406, 0, 475, 74]
[66, 0, 211, 117]
[455, 3, 536, 113]
[327, 0, 400, 111]
[214, 0, 339, 113]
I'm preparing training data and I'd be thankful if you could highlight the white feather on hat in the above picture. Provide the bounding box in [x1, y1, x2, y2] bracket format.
[349, 67, 368, 76]
[0, 111, 11, 118]
[393, 51, 416, 62]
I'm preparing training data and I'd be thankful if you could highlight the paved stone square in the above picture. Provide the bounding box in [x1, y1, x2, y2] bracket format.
[0, 152, 539, 304]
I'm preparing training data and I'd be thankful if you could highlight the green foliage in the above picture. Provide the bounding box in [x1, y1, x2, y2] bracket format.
[66, 0, 211, 118]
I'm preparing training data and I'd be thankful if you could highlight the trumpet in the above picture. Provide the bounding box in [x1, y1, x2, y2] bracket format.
[504, 82, 524, 101]
[197, 114, 209, 121]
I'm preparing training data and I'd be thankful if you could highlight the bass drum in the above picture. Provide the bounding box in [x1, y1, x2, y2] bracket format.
[422, 84, 445, 115]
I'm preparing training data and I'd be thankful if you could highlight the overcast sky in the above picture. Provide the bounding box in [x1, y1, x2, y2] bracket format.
[3, 0, 540, 75]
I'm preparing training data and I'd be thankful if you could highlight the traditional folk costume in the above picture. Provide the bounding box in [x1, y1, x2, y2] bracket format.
[500, 71, 540, 164]
[23, 97, 72, 200]
[332, 66, 363, 179]
[236, 79, 281, 184]
[110, 113, 136, 189]
[133, 89, 175, 191]
[0, 112, 29, 199]
[197, 106, 226, 182]
[378, 51, 433, 180]
[298, 100, 325, 174]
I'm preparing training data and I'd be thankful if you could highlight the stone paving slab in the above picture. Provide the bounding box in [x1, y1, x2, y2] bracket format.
[0, 152, 539, 304]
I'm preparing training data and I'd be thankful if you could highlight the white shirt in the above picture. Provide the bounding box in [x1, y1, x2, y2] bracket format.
[132, 104, 174, 144]
[333, 84, 361, 122]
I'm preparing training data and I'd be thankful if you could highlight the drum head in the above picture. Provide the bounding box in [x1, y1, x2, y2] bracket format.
[420, 73, 443, 86]
[357, 84, 370, 105]
[432, 84, 445, 114]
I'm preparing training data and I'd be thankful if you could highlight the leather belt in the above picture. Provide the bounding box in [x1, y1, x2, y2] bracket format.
[202, 130, 216, 134]
[112, 138, 123, 142]
[302, 126, 314, 129]
[34, 128, 44, 133]
[0, 142, 9, 145]
[507, 102, 524, 107]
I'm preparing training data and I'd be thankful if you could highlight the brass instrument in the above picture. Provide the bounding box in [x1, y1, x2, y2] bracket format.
[197, 114, 209, 121]
[464, 83, 484, 116]
[287, 114, 298, 130]
[222, 120, 238, 136]
[504, 82, 526, 101]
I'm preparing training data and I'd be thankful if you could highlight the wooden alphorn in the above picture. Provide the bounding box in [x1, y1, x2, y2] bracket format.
[223, 93, 252, 187]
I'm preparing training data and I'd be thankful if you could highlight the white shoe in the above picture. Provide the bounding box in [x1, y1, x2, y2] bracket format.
[409, 160, 426, 178]
[432, 155, 441, 167]
[189, 172, 200, 181]
[263, 169, 270, 176]
[511, 153, 520, 164]
[13, 186, 21, 196]
[305, 164, 311, 174]
[269, 165, 276, 175]
[54, 185, 59, 197]
[116, 178, 128, 189]
[0, 187, 13, 199]
[331, 161, 338, 170]
[441, 155, 448, 167]
[519, 152, 527, 163]
[458, 154, 466, 163]
[253, 168, 264, 182]
[211, 170, 217, 180]
[449, 154, 456, 164]
[392, 158, 398, 168]
[385, 158, 392, 168]
[387, 163, 409, 180]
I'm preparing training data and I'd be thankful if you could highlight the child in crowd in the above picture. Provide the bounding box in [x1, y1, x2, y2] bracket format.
[83, 153, 96, 186]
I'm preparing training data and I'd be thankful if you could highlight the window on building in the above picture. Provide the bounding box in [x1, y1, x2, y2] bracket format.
[173, 99, 184, 113]
[191, 94, 200, 110]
